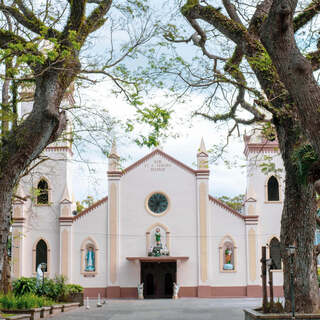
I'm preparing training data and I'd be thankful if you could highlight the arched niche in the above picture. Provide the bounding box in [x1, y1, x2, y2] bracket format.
[146, 223, 170, 255]
[219, 235, 237, 273]
[80, 237, 99, 276]
[269, 236, 281, 270]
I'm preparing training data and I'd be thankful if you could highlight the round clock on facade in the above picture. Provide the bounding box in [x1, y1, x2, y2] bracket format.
[147, 192, 169, 215]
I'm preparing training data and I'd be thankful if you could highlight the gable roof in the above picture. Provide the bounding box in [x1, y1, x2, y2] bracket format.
[73, 196, 108, 222]
[209, 195, 245, 220]
[122, 148, 208, 176]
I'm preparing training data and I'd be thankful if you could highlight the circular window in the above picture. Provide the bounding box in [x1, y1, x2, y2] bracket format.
[147, 192, 169, 215]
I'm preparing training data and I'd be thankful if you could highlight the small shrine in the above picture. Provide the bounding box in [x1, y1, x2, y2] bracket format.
[148, 227, 169, 257]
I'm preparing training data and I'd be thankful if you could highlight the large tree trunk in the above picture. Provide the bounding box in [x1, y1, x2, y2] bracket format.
[0, 69, 70, 282]
[275, 117, 320, 312]
[261, 0, 320, 157]
[0, 248, 11, 294]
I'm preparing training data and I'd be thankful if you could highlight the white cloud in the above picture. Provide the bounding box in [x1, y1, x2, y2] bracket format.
[72, 81, 247, 202]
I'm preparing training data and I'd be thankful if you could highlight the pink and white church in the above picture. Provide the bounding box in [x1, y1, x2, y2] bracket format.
[11, 99, 285, 299]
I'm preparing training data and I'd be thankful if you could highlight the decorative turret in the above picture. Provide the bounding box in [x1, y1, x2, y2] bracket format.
[13, 184, 26, 219]
[108, 139, 120, 171]
[197, 137, 209, 170]
[60, 185, 72, 217]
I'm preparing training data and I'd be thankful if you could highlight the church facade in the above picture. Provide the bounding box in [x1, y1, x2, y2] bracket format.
[11, 123, 284, 298]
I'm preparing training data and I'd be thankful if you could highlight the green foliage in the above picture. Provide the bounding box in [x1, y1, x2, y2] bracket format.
[12, 278, 37, 296]
[217, 194, 244, 212]
[292, 144, 318, 185]
[76, 196, 95, 212]
[261, 122, 276, 142]
[259, 155, 282, 176]
[0, 293, 54, 310]
[13, 276, 71, 302]
[181, 0, 199, 15]
[44, 275, 68, 301]
[127, 104, 173, 147]
[66, 284, 83, 294]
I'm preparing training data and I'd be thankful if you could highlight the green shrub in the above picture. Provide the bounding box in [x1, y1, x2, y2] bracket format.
[12, 276, 82, 303]
[0, 293, 54, 310]
[54, 275, 68, 300]
[0, 293, 15, 310]
[66, 284, 83, 294]
[36, 278, 58, 300]
[12, 278, 37, 296]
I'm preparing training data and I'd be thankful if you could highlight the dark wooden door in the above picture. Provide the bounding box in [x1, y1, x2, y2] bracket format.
[141, 262, 176, 299]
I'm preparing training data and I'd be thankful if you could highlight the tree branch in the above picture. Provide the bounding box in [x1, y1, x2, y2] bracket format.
[306, 49, 320, 70]
[181, 3, 248, 47]
[188, 18, 227, 61]
[0, 2, 60, 38]
[222, 0, 243, 25]
[293, 0, 320, 32]
[61, 0, 86, 40]
[79, 0, 112, 43]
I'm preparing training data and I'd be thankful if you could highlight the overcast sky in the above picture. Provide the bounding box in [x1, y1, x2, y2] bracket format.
[72, 81, 247, 202]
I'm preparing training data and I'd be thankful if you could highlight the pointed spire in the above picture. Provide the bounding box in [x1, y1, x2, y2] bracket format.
[197, 137, 209, 170]
[109, 139, 119, 158]
[13, 184, 26, 205]
[16, 184, 25, 199]
[60, 185, 72, 204]
[198, 137, 207, 155]
[108, 138, 120, 171]
[246, 184, 257, 201]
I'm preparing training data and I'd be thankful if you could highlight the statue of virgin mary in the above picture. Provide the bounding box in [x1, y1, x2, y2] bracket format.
[85, 247, 95, 271]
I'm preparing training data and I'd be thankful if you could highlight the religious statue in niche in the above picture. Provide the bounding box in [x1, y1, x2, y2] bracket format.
[148, 227, 169, 257]
[85, 246, 95, 272]
[223, 246, 234, 270]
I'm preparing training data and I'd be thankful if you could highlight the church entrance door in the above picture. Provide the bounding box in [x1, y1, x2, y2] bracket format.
[141, 262, 176, 299]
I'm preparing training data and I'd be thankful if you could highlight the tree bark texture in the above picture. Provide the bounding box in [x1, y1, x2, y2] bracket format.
[0, 248, 11, 294]
[275, 117, 319, 312]
[0, 69, 72, 282]
[261, 0, 320, 156]
[0, 0, 112, 289]
[182, 2, 320, 311]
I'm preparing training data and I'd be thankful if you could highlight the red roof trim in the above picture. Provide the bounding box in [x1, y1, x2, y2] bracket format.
[73, 196, 108, 221]
[209, 195, 245, 220]
[122, 149, 200, 176]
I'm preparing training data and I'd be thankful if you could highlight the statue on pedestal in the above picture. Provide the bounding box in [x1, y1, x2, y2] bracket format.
[155, 228, 161, 247]
[36, 264, 43, 288]
[173, 282, 180, 299]
[137, 283, 144, 299]
[85, 247, 95, 271]
[223, 247, 234, 270]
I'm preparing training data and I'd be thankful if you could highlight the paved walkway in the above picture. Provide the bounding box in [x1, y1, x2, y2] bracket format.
[54, 298, 261, 320]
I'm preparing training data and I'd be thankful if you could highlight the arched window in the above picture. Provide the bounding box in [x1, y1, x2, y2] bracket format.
[37, 179, 49, 204]
[267, 176, 279, 201]
[35, 239, 47, 272]
[270, 237, 281, 270]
